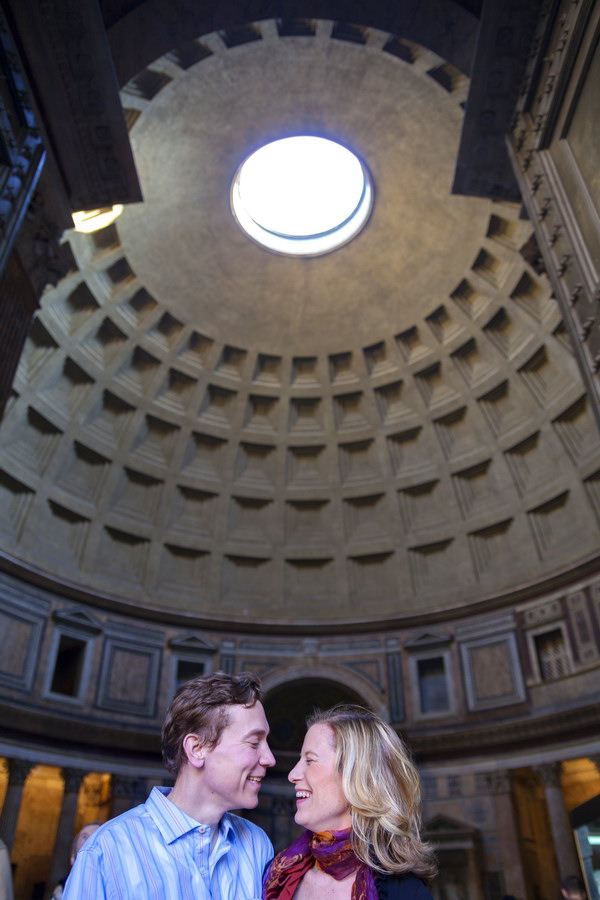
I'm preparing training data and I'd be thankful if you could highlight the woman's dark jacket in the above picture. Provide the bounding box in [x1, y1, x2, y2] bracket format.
[375, 872, 434, 900]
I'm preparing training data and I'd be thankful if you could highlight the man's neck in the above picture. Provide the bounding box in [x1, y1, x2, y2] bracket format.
[167, 771, 224, 829]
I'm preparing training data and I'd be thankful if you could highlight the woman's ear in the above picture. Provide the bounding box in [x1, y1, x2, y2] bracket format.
[182, 733, 206, 769]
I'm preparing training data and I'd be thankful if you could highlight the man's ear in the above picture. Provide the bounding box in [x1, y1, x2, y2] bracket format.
[182, 733, 207, 770]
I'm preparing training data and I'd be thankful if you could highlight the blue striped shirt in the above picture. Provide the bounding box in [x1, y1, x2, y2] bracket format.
[62, 786, 273, 900]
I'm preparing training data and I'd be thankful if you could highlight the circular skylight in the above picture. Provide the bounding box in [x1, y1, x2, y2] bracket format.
[231, 136, 373, 256]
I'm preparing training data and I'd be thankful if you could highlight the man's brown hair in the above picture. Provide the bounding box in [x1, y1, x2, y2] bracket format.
[161, 671, 263, 774]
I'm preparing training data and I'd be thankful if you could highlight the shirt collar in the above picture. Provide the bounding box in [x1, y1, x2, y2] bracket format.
[147, 786, 236, 845]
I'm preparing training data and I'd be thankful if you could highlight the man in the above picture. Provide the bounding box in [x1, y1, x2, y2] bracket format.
[63, 671, 276, 899]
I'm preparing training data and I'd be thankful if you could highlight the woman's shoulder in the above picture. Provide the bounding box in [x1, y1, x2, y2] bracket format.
[374, 871, 434, 900]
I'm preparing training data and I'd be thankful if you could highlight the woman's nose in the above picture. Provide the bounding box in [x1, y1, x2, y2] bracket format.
[288, 762, 301, 783]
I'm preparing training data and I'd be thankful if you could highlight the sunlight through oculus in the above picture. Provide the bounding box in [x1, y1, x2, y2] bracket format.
[231, 136, 373, 256]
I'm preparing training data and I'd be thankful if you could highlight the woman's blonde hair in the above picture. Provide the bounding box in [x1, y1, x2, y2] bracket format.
[307, 705, 437, 880]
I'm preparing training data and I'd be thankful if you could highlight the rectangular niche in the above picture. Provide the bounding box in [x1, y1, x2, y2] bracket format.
[348, 552, 397, 603]
[525, 623, 574, 684]
[460, 633, 525, 711]
[221, 554, 273, 604]
[433, 406, 483, 461]
[286, 445, 327, 490]
[166, 485, 217, 539]
[234, 442, 276, 492]
[343, 493, 388, 544]
[97, 627, 162, 716]
[1, 406, 63, 477]
[398, 480, 443, 533]
[39, 501, 90, 569]
[244, 395, 279, 435]
[518, 345, 576, 409]
[552, 395, 598, 465]
[0, 470, 35, 542]
[414, 362, 461, 409]
[227, 496, 272, 546]
[155, 368, 198, 415]
[526, 491, 573, 561]
[97, 526, 150, 585]
[334, 391, 370, 433]
[292, 356, 320, 386]
[55, 441, 110, 508]
[157, 545, 210, 598]
[82, 390, 136, 451]
[198, 385, 238, 430]
[449, 278, 492, 320]
[452, 460, 498, 518]
[288, 397, 324, 437]
[363, 341, 397, 377]
[395, 327, 432, 365]
[408, 539, 455, 594]
[129, 414, 180, 470]
[0, 596, 46, 691]
[216, 345, 247, 381]
[48, 280, 100, 335]
[253, 353, 283, 387]
[284, 558, 336, 604]
[374, 380, 413, 427]
[37, 357, 95, 420]
[408, 652, 454, 718]
[387, 427, 437, 480]
[467, 520, 519, 581]
[477, 379, 532, 437]
[338, 439, 381, 486]
[46, 632, 92, 704]
[482, 307, 531, 360]
[176, 330, 214, 372]
[285, 499, 331, 548]
[109, 467, 164, 525]
[181, 432, 227, 484]
[329, 351, 359, 385]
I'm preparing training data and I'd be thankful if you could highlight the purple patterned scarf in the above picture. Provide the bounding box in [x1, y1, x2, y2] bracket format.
[263, 829, 378, 900]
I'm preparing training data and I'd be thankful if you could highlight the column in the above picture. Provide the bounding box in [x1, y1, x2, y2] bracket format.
[110, 775, 141, 818]
[535, 762, 580, 880]
[44, 767, 86, 900]
[0, 758, 34, 849]
[487, 769, 528, 899]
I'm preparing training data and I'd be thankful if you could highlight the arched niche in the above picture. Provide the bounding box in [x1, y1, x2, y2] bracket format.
[263, 673, 381, 775]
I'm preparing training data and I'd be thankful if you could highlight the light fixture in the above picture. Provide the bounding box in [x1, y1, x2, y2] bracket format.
[72, 205, 124, 233]
[231, 136, 373, 256]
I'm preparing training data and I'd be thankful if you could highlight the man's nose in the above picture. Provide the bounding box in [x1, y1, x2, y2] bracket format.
[261, 743, 276, 767]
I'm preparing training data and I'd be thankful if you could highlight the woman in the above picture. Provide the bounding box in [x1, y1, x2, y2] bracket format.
[264, 705, 436, 900]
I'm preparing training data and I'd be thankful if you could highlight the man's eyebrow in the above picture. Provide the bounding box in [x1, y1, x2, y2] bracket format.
[242, 728, 269, 738]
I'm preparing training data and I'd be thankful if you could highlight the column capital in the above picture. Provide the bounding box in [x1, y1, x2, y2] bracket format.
[486, 769, 512, 794]
[590, 755, 600, 775]
[6, 758, 34, 786]
[111, 774, 139, 800]
[534, 761, 562, 788]
[61, 767, 87, 794]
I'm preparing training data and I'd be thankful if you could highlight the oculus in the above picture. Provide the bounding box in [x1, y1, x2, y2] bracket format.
[231, 136, 373, 256]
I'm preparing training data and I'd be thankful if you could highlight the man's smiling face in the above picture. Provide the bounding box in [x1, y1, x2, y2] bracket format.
[199, 701, 275, 818]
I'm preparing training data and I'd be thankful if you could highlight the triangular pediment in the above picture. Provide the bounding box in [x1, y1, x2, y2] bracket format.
[52, 608, 102, 635]
[169, 632, 217, 653]
[404, 631, 452, 650]
[424, 814, 479, 838]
